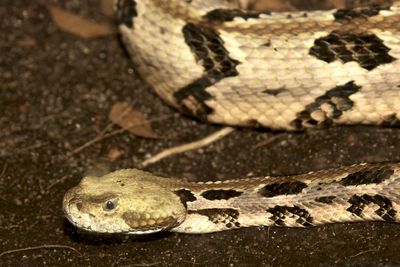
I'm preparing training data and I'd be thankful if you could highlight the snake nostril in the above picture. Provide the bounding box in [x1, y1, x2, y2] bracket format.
[69, 200, 82, 212]
[76, 202, 83, 211]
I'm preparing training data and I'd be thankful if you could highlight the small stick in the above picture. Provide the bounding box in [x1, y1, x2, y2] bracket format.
[69, 127, 125, 155]
[349, 249, 378, 259]
[252, 133, 286, 150]
[70, 114, 176, 155]
[0, 162, 7, 177]
[44, 175, 69, 193]
[141, 127, 235, 167]
[0, 244, 81, 257]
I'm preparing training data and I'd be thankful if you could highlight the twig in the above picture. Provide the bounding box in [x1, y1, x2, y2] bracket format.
[69, 127, 124, 155]
[0, 162, 7, 177]
[349, 249, 378, 259]
[70, 114, 176, 155]
[141, 127, 235, 167]
[8, 142, 48, 156]
[118, 262, 161, 267]
[252, 134, 285, 150]
[0, 244, 81, 257]
[44, 175, 69, 193]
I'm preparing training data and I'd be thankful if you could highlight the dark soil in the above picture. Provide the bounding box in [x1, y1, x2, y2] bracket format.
[1, 0, 400, 266]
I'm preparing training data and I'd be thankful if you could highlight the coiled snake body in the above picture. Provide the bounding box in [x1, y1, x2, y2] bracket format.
[63, 0, 400, 234]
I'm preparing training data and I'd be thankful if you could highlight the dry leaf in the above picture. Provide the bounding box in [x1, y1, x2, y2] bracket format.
[109, 102, 159, 139]
[107, 147, 124, 161]
[17, 37, 36, 47]
[101, 0, 115, 17]
[47, 4, 113, 39]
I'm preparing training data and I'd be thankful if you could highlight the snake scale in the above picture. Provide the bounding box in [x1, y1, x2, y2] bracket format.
[63, 0, 400, 234]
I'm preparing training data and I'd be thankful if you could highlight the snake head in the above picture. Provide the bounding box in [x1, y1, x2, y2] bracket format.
[63, 169, 186, 234]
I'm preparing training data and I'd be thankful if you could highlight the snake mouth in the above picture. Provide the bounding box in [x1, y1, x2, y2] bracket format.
[65, 211, 163, 235]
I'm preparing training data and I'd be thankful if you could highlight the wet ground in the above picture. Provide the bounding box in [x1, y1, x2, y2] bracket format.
[1, 0, 400, 266]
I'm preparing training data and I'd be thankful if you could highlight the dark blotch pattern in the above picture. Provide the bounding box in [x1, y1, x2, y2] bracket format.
[182, 23, 240, 79]
[263, 88, 288, 96]
[201, 189, 243, 200]
[189, 208, 241, 228]
[267, 206, 313, 227]
[243, 119, 263, 128]
[174, 189, 197, 208]
[291, 81, 360, 129]
[309, 31, 396, 70]
[173, 23, 241, 118]
[315, 196, 336, 204]
[381, 113, 400, 127]
[173, 77, 214, 120]
[259, 181, 307, 198]
[347, 194, 396, 221]
[340, 166, 394, 186]
[333, 6, 386, 21]
[116, 0, 137, 28]
[203, 9, 267, 22]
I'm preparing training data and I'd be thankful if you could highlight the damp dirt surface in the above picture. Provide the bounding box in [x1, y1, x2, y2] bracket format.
[1, 0, 400, 266]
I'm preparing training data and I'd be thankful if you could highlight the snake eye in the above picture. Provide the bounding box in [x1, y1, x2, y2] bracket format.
[103, 200, 118, 211]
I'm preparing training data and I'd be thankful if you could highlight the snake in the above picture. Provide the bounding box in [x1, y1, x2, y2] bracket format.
[63, 0, 400, 234]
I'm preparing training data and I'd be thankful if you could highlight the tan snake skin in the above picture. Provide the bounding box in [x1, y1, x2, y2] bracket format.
[63, 164, 400, 234]
[63, 0, 400, 234]
[117, 0, 400, 130]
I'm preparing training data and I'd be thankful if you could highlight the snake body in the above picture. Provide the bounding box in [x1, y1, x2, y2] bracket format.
[63, 163, 400, 234]
[63, 0, 400, 234]
[117, 0, 400, 130]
